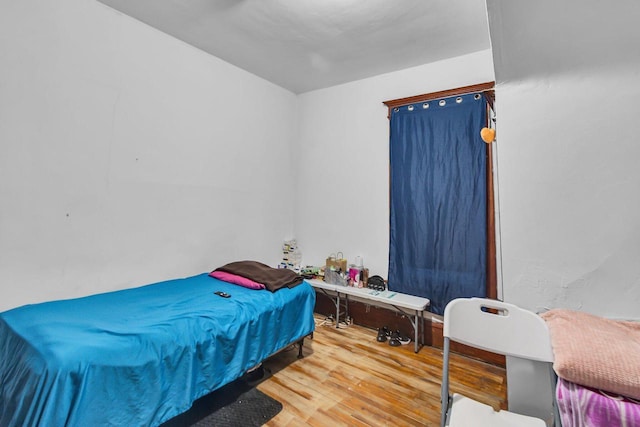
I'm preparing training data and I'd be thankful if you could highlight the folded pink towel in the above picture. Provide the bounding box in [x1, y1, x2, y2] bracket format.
[542, 309, 640, 400]
[209, 270, 265, 290]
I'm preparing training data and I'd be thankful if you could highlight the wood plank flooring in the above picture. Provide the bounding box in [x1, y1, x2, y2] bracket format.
[257, 315, 507, 426]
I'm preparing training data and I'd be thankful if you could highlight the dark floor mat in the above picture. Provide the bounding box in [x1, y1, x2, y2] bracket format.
[161, 372, 281, 427]
[193, 386, 281, 427]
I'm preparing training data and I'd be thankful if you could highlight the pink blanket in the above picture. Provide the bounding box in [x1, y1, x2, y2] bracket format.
[541, 309, 640, 400]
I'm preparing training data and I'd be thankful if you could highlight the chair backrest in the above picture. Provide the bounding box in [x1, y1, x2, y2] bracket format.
[443, 298, 554, 363]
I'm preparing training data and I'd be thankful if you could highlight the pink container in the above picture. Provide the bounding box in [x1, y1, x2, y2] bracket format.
[348, 266, 361, 282]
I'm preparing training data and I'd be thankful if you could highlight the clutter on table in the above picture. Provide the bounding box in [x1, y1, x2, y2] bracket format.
[324, 252, 371, 288]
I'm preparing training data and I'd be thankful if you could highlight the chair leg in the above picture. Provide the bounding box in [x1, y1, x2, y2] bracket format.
[549, 367, 560, 427]
[440, 337, 451, 427]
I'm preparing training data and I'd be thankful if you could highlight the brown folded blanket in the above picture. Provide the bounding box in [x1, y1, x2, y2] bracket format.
[215, 260, 303, 292]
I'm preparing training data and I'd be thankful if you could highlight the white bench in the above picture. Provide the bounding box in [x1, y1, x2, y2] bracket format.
[306, 279, 430, 353]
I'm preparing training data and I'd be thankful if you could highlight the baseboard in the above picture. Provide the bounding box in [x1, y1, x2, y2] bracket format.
[313, 290, 505, 367]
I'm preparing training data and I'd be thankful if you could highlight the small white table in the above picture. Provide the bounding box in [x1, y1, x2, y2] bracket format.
[306, 279, 430, 353]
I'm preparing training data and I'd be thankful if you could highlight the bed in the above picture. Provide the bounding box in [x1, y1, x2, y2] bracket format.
[0, 263, 316, 426]
[541, 309, 640, 427]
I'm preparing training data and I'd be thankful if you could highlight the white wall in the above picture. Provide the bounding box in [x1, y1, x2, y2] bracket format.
[294, 50, 495, 277]
[487, 0, 640, 419]
[0, 0, 297, 311]
[487, 0, 640, 320]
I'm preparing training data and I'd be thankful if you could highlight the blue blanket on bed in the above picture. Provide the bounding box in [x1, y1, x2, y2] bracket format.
[0, 273, 315, 426]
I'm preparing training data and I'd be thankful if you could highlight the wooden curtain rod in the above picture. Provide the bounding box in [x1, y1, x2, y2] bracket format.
[383, 81, 495, 118]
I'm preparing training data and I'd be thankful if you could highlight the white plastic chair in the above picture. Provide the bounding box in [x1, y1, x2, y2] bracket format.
[440, 298, 559, 427]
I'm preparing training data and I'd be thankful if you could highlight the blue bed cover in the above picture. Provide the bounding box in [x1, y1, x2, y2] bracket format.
[0, 273, 316, 426]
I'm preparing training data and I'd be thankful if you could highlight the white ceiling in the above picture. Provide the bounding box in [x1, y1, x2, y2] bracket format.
[97, 0, 491, 94]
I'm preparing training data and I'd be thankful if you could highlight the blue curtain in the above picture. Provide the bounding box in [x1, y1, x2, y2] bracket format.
[388, 93, 487, 315]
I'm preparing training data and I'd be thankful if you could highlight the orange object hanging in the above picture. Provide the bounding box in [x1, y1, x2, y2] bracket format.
[480, 127, 495, 143]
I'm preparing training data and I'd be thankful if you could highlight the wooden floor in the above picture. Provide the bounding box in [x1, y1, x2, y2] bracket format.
[257, 314, 507, 426]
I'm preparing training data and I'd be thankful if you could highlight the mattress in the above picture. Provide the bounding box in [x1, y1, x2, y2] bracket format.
[0, 273, 316, 426]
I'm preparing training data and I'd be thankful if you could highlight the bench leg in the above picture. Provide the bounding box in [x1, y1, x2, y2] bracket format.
[315, 288, 342, 328]
[421, 311, 425, 348]
[344, 294, 350, 326]
[414, 311, 419, 353]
